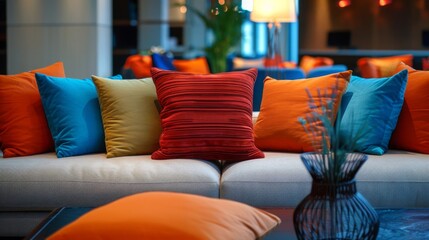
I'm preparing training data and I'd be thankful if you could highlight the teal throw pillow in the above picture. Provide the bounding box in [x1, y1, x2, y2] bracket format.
[35, 73, 122, 158]
[339, 70, 408, 155]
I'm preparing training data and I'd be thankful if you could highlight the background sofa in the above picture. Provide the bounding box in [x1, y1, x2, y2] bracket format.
[1, 112, 428, 237]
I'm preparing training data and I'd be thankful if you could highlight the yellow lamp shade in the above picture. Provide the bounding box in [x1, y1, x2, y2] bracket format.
[251, 0, 297, 23]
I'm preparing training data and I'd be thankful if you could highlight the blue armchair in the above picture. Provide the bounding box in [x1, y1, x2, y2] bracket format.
[306, 64, 347, 78]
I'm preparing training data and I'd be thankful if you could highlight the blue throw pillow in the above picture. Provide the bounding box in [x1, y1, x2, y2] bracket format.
[35, 74, 122, 158]
[339, 70, 408, 155]
[151, 53, 176, 70]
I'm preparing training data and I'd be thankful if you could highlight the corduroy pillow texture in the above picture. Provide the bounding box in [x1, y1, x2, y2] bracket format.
[151, 67, 264, 161]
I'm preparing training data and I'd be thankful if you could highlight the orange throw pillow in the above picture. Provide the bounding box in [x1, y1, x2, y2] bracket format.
[253, 71, 351, 152]
[0, 62, 65, 157]
[357, 54, 413, 78]
[299, 55, 334, 74]
[172, 57, 211, 74]
[47, 192, 281, 240]
[389, 62, 429, 153]
[129, 55, 152, 78]
[122, 54, 141, 69]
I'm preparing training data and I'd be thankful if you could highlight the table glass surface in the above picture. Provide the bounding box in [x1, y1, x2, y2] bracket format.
[262, 208, 429, 240]
[26, 207, 429, 240]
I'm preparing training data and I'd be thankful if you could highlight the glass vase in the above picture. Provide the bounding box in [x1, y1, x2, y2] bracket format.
[293, 152, 379, 240]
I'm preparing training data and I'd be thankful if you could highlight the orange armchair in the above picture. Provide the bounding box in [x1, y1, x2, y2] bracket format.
[357, 54, 413, 78]
[299, 55, 334, 74]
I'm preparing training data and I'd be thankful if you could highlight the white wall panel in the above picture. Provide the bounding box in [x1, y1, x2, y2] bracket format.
[138, 0, 169, 51]
[7, 0, 112, 77]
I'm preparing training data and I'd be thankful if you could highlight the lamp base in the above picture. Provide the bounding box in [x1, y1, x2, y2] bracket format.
[264, 54, 284, 68]
[264, 22, 284, 68]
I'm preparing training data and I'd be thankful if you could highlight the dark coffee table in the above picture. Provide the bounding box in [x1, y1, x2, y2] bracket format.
[26, 207, 429, 240]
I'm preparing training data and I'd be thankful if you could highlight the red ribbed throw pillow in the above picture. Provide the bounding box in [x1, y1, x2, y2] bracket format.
[151, 68, 264, 161]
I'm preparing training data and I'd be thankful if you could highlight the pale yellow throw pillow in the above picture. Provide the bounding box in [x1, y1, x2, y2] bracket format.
[92, 76, 161, 158]
[233, 57, 264, 70]
[368, 58, 401, 77]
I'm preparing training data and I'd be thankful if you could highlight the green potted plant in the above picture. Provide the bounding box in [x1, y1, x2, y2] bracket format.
[181, 0, 244, 73]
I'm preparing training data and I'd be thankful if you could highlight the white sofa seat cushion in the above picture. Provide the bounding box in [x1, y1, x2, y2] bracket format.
[356, 150, 429, 208]
[221, 151, 429, 208]
[221, 152, 311, 207]
[0, 153, 220, 210]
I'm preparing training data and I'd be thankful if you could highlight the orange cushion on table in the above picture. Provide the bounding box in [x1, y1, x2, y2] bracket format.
[389, 62, 429, 154]
[357, 54, 413, 78]
[47, 192, 281, 240]
[172, 57, 211, 74]
[0, 62, 65, 157]
[299, 55, 334, 74]
[253, 71, 351, 152]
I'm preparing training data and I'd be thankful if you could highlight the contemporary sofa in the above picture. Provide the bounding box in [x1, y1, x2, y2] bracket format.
[1, 112, 428, 237]
[1, 62, 429, 238]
